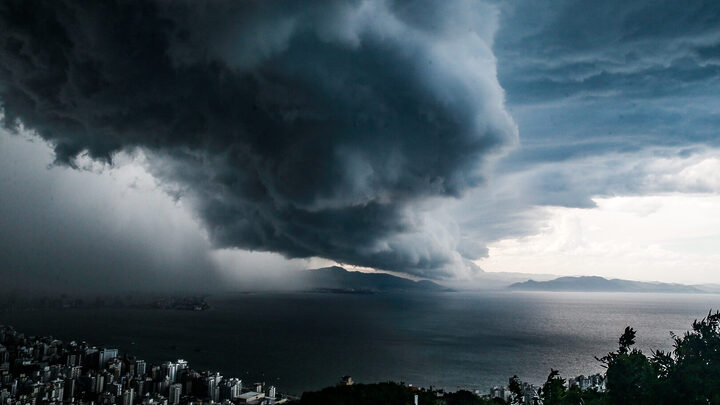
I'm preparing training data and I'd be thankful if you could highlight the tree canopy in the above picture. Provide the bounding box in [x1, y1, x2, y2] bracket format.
[295, 311, 720, 405]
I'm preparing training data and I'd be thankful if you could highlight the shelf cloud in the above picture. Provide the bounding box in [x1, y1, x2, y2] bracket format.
[0, 0, 516, 277]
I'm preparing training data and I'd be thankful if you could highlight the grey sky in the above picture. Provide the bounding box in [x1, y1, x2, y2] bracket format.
[1, 0, 719, 289]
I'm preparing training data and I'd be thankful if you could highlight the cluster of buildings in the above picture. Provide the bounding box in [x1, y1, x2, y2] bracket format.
[488, 381, 539, 404]
[0, 325, 287, 405]
[566, 374, 604, 392]
[486, 373, 605, 404]
[0, 322, 611, 405]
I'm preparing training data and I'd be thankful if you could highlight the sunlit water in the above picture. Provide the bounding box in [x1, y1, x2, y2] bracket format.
[2, 291, 719, 394]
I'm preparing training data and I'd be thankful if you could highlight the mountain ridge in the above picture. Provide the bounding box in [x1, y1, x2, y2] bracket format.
[299, 266, 450, 293]
[508, 276, 702, 293]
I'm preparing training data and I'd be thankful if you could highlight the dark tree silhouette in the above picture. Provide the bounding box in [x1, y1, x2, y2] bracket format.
[508, 375, 523, 404]
[292, 311, 720, 405]
[539, 369, 566, 405]
[596, 326, 655, 405]
[653, 311, 720, 404]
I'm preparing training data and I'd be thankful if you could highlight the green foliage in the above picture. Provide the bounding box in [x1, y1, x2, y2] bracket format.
[296, 383, 503, 405]
[295, 311, 720, 405]
[538, 369, 605, 405]
[652, 311, 720, 404]
[443, 390, 503, 405]
[596, 326, 656, 404]
[618, 326, 636, 354]
[597, 311, 720, 405]
[298, 382, 416, 405]
[572, 387, 606, 405]
[539, 313, 720, 405]
[605, 350, 655, 405]
[539, 369, 566, 405]
[508, 375, 523, 404]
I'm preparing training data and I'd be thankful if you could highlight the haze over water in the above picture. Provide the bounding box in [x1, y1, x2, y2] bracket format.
[2, 291, 719, 395]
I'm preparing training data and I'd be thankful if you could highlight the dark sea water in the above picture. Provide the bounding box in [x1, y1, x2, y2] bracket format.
[2, 291, 720, 395]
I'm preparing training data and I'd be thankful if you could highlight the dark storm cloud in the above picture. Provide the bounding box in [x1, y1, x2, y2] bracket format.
[0, 0, 516, 277]
[447, 0, 720, 251]
[496, 0, 720, 104]
[492, 0, 720, 156]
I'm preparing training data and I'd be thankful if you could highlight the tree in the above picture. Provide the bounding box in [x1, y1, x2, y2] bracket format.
[508, 375, 523, 404]
[539, 369, 604, 405]
[656, 311, 720, 404]
[443, 390, 503, 405]
[539, 369, 566, 405]
[597, 327, 656, 405]
[294, 312, 720, 405]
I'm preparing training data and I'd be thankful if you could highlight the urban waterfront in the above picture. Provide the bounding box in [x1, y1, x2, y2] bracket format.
[0, 324, 288, 404]
[2, 291, 718, 396]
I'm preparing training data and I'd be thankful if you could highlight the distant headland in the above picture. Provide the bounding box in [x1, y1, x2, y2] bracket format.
[508, 276, 702, 293]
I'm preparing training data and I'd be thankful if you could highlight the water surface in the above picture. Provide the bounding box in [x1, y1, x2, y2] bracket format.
[2, 291, 718, 394]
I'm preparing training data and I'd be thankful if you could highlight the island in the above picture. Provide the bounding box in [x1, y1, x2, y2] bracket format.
[299, 266, 451, 293]
[508, 276, 702, 293]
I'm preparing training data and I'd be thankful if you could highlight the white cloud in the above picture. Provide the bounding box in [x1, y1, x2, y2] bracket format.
[645, 155, 720, 192]
[478, 194, 720, 284]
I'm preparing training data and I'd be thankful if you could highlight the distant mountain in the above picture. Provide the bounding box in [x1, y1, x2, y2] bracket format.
[694, 284, 720, 294]
[299, 266, 449, 293]
[438, 261, 560, 290]
[508, 276, 702, 293]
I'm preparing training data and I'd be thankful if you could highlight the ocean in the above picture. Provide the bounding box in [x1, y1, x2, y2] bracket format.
[2, 291, 719, 395]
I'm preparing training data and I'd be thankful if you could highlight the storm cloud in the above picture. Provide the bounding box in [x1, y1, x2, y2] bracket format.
[496, 0, 720, 104]
[493, 0, 720, 161]
[0, 130, 219, 293]
[0, 0, 516, 277]
[439, 0, 720, 263]
[466, 0, 720, 232]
